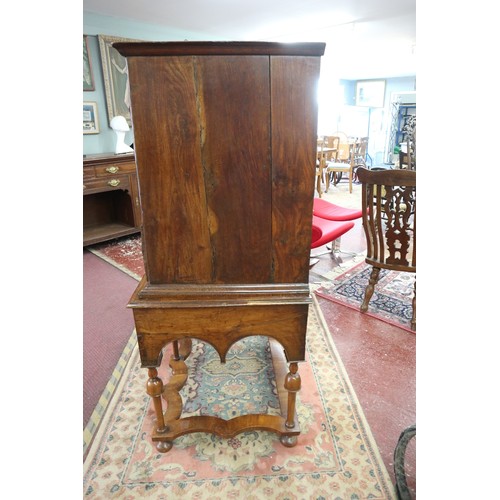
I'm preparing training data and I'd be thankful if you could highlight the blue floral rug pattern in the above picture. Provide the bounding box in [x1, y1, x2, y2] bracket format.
[315, 263, 415, 332]
[182, 336, 281, 419]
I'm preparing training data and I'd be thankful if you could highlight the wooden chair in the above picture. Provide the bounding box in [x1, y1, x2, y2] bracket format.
[399, 117, 416, 170]
[399, 150, 410, 169]
[399, 137, 416, 170]
[323, 135, 340, 158]
[331, 131, 349, 144]
[325, 140, 355, 193]
[316, 138, 325, 197]
[357, 167, 416, 331]
[352, 137, 369, 180]
[316, 136, 339, 197]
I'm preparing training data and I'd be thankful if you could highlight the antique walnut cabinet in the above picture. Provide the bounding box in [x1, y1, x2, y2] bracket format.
[114, 41, 325, 452]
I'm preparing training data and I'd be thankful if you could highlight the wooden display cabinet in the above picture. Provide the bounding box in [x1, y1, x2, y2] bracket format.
[83, 152, 142, 246]
[115, 41, 325, 452]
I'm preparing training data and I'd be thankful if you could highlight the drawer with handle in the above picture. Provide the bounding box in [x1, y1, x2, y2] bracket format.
[83, 175, 131, 194]
[94, 162, 136, 177]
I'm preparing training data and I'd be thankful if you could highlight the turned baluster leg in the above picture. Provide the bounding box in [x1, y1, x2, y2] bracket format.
[147, 368, 167, 432]
[172, 340, 180, 361]
[361, 266, 380, 312]
[147, 368, 172, 452]
[281, 362, 301, 447]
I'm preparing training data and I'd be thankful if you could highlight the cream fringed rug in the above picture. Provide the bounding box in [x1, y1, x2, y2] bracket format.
[83, 297, 395, 499]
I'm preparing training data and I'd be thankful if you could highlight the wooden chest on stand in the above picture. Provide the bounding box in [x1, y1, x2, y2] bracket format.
[114, 41, 325, 452]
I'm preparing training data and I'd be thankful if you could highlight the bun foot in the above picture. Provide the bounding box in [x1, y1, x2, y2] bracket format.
[280, 435, 298, 448]
[156, 440, 173, 453]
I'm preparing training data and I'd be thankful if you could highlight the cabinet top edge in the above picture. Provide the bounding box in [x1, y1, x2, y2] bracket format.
[113, 41, 326, 57]
[83, 152, 135, 165]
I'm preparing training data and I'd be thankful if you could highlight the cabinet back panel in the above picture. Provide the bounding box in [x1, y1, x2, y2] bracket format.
[196, 56, 272, 284]
[126, 50, 320, 286]
[129, 57, 213, 284]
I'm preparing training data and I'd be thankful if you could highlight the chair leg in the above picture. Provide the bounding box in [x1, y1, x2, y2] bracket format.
[316, 173, 322, 198]
[361, 266, 380, 312]
[411, 280, 416, 331]
[348, 170, 352, 193]
[327, 171, 341, 192]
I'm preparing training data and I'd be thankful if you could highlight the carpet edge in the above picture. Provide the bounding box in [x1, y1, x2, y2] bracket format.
[83, 329, 138, 462]
[87, 247, 142, 281]
[315, 289, 415, 334]
[311, 295, 396, 497]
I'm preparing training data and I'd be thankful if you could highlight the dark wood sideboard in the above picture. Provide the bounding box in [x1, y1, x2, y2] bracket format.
[83, 152, 142, 246]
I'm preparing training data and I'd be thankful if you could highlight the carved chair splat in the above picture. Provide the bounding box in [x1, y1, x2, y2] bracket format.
[357, 167, 416, 331]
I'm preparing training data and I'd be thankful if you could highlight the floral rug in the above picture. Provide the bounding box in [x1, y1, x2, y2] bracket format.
[314, 262, 416, 332]
[83, 298, 396, 499]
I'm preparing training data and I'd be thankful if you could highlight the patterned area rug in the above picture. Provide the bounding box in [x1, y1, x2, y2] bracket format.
[83, 298, 396, 499]
[87, 234, 144, 280]
[314, 262, 415, 332]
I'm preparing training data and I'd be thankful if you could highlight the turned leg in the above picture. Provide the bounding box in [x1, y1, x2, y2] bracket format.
[147, 368, 172, 452]
[281, 362, 301, 447]
[172, 340, 180, 361]
[361, 266, 380, 312]
[411, 280, 416, 331]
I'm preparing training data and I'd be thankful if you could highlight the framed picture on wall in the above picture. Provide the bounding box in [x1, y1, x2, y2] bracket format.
[83, 35, 95, 91]
[98, 34, 141, 127]
[355, 80, 386, 108]
[83, 102, 100, 134]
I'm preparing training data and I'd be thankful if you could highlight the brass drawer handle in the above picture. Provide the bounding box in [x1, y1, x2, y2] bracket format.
[108, 179, 121, 187]
[106, 166, 119, 174]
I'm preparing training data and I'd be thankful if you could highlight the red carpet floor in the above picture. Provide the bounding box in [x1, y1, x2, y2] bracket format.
[83, 250, 138, 426]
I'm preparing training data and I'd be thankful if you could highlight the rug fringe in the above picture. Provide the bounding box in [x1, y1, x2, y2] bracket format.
[83, 329, 138, 460]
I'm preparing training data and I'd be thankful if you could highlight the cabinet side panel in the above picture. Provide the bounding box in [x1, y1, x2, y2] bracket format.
[197, 55, 272, 283]
[271, 56, 321, 283]
[127, 57, 213, 283]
